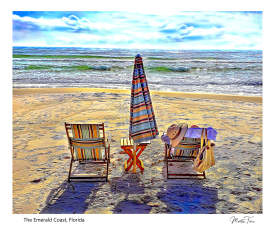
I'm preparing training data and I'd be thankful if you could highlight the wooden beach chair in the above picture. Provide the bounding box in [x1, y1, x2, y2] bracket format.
[65, 122, 110, 182]
[164, 137, 206, 179]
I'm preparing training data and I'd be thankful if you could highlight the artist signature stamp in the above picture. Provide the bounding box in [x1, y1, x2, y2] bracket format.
[230, 216, 255, 224]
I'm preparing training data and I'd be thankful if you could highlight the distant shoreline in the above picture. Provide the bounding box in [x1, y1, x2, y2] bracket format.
[12, 46, 263, 51]
[13, 87, 262, 103]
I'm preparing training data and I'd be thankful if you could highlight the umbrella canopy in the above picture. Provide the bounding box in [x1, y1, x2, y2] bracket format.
[129, 54, 159, 143]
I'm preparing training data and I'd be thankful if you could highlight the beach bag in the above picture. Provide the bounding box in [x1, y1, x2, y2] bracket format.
[193, 128, 215, 172]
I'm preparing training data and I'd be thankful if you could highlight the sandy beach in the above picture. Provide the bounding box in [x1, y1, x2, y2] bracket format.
[13, 87, 262, 214]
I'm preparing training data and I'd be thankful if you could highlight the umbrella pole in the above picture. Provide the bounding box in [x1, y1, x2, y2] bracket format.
[133, 143, 137, 173]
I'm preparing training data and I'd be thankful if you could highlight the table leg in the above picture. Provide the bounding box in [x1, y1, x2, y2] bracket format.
[133, 144, 137, 173]
[121, 144, 147, 172]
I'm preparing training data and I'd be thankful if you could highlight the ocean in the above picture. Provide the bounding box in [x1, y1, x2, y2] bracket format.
[12, 47, 262, 96]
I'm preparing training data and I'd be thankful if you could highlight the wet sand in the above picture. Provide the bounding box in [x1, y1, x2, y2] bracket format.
[13, 88, 262, 214]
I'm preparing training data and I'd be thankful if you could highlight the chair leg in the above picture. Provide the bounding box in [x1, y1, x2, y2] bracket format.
[106, 161, 109, 182]
[166, 159, 169, 179]
[203, 171, 206, 179]
[68, 159, 73, 182]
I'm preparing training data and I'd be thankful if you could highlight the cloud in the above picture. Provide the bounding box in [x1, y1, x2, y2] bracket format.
[12, 11, 262, 50]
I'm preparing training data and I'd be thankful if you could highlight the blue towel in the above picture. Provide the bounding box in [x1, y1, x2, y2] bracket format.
[161, 134, 170, 144]
[161, 127, 217, 144]
[185, 127, 217, 141]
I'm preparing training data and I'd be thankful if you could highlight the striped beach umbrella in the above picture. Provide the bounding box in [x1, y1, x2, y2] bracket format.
[129, 54, 159, 144]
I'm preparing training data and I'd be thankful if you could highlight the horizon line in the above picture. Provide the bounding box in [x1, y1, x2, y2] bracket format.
[12, 45, 262, 51]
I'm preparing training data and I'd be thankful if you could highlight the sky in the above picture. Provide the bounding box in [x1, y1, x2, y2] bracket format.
[12, 11, 262, 50]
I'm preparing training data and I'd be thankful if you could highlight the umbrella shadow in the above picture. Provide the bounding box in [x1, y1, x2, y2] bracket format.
[110, 173, 152, 214]
[112, 199, 152, 214]
[111, 173, 145, 196]
[157, 163, 219, 214]
[40, 181, 103, 214]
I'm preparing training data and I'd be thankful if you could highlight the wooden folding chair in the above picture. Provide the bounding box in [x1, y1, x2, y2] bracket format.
[164, 137, 206, 179]
[65, 122, 110, 182]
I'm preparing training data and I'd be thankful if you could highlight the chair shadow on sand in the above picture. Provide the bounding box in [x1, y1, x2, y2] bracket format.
[157, 161, 219, 214]
[40, 159, 108, 214]
[40, 181, 103, 214]
[111, 173, 152, 214]
[40, 162, 218, 214]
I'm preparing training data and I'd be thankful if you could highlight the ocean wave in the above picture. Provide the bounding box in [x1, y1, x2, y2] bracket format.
[13, 54, 132, 60]
[147, 79, 263, 87]
[148, 66, 190, 72]
[207, 81, 262, 86]
[147, 66, 261, 73]
[189, 66, 260, 72]
[22, 65, 121, 71]
[17, 64, 262, 78]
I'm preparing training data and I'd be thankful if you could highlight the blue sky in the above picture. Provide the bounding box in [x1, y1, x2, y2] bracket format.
[12, 11, 262, 50]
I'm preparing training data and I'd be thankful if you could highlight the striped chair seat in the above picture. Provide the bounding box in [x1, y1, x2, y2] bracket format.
[70, 124, 106, 161]
[171, 137, 201, 158]
[71, 139, 105, 160]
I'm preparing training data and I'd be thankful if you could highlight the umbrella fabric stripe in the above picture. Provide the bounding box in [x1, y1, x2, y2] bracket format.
[132, 113, 153, 123]
[131, 115, 152, 124]
[131, 108, 153, 118]
[131, 122, 152, 133]
[131, 100, 150, 107]
[130, 117, 158, 133]
[131, 131, 153, 138]
[131, 105, 148, 113]
[131, 133, 155, 143]
[131, 116, 156, 125]
[131, 111, 153, 120]
[132, 78, 147, 85]
[133, 78, 146, 83]
[131, 126, 158, 135]
[132, 104, 152, 111]
[131, 101, 152, 109]
[134, 68, 144, 74]
[131, 112, 153, 121]
[131, 128, 157, 137]
[132, 75, 147, 81]
[131, 96, 151, 104]
[131, 91, 150, 99]
[131, 95, 151, 105]
[132, 87, 149, 95]
[132, 94, 150, 103]
[130, 122, 158, 138]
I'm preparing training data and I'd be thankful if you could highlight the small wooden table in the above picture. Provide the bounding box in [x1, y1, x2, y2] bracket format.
[120, 138, 149, 173]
